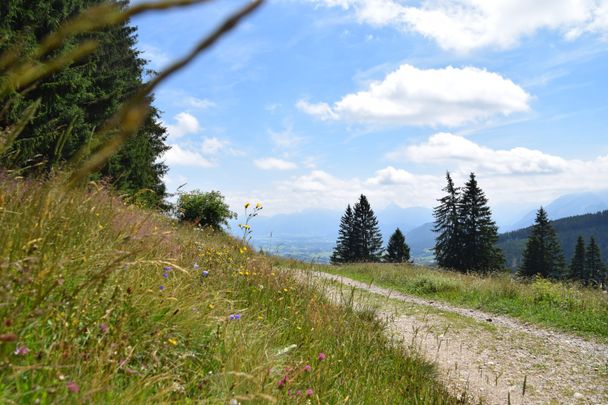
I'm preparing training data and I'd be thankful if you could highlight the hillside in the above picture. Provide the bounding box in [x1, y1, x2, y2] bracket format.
[498, 210, 608, 269]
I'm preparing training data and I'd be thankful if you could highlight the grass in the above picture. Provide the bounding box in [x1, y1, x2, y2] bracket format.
[0, 175, 459, 404]
[284, 261, 608, 341]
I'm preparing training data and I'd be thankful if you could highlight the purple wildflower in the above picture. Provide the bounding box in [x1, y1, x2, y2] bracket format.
[163, 266, 173, 272]
[304, 364, 312, 372]
[306, 388, 313, 397]
[14, 345, 29, 356]
[193, 263, 200, 270]
[201, 270, 209, 277]
[66, 381, 80, 393]
[296, 390, 302, 396]
[277, 375, 288, 388]
[162, 272, 169, 279]
[229, 314, 241, 321]
[159, 285, 165, 291]
[99, 323, 109, 334]
[317, 352, 326, 361]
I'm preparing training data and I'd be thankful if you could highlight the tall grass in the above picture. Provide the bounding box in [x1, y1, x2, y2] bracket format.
[0, 175, 458, 403]
[296, 262, 608, 340]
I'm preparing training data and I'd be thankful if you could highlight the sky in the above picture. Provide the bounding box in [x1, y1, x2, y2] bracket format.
[132, 0, 608, 223]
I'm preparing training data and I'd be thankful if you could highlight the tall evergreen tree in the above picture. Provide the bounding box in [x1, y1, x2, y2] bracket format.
[0, 0, 168, 206]
[458, 173, 504, 273]
[569, 236, 586, 281]
[384, 228, 410, 263]
[519, 207, 565, 278]
[331, 204, 355, 264]
[585, 237, 604, 286]
[433, 172, 463, 270]
[352, 195, 383, 262]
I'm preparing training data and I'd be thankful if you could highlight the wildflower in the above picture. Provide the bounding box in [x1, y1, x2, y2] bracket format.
[244, 202, 250, 209]
[306, 388, 313, 397]
[193, 263, 200, 270]
[163, 266, 172, 272]
[255, 202, 262, 209]
[277, 375, 288, 388]
[317, 352, 326, 361]
[66, 381, 80, 393]
[162, 272, 169, 279]
[304, 364, 312, 372]
[159, 285, 165, 291]
[14, 345, 29, 356]
[201, 270, 209, 277]
[296, 390, 302, 396]
[208, 304, 215, 309]
[99, 323, 109, 334]
[167, 338, 178, 346]
[229, 314, 241, 321]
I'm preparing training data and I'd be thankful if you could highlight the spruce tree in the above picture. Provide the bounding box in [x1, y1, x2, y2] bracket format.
[519, 207, 565, 278]
[384, 228, 410, 263]
[433, 172, 463, 270]
[569, 236, 586, 281]
[585, 237, 604, 286]
[458, 173, 504, 273]
[352, 195, 383, 262]
[331, 205, 355, 264]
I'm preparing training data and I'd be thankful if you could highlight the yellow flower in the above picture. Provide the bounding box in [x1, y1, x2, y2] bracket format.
[257, 315, 264, 320]
[244, 202, 250, 209]
[255, 202, 262, 209]
[208, 304, 215, 309]
[167, 338, 178, 346]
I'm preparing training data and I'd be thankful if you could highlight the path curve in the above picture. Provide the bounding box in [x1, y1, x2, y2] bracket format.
[303, 270, 608, 405]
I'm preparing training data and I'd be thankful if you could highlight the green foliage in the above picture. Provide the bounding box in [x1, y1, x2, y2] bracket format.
[569, 236, 586, 281]
[176, 189, 236, 230]
[0, 0, 167, 207]
[519, 207, 566, 279]
[0, 176, 457, 403]
[332, 195, 383, 263]
[384, 228, 411, 263]
[434, 172, 503, 273]
[585, 237, 605, 286]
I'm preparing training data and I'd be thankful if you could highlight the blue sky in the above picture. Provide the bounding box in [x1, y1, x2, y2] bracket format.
[132, 0, 608, 222]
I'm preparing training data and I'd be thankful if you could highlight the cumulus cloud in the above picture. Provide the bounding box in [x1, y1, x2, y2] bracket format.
[165, 112, 201, 139]
[309, 0, 608, 52]
[298, 64, 530, 127]
[202, 137, 228, 155]
[163, 144, 215, 168]
[254, 157, 298, 170]
[389, 133, 570, 175]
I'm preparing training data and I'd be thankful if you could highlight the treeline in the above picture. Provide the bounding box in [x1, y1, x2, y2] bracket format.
[0, 0, 168, 207]
[331, 195, 410, 264]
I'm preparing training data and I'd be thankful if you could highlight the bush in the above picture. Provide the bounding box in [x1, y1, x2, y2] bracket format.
[176, 190, 235, 230]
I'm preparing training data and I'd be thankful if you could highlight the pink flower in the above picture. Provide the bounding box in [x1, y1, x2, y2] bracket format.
[306, 388, 314, 397]
[304, 364, 312, 372]
[66, 381, 80, 393]
[14, 345, 29, 356]
[277, 375, 288, 388]
[317, 352, 326, 361]
[99, 323, 109, 334]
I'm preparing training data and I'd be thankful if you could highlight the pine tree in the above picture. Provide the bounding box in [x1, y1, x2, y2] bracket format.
[585, 237, 604, 286]
[384, 228, 410, 263]
[569, 236, 586, 281]
[331, 205, 355, 264]
[519, 207, 565, 278]
[352, 195, 383, 262]
[433, 172, 463, 270]
[458, 173, 504, 273]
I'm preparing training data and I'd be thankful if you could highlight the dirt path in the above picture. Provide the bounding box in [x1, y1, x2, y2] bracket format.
[300, 270, 608, 405]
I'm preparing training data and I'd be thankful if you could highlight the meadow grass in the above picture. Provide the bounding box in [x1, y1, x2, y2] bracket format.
[0, 175, 458, 404]
[280, 261, 608, 341]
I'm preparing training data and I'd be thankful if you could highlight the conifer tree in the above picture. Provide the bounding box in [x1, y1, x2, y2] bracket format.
[352, 195, 383, 262]
[331, 205, 355, 264]
[458, 173, 504, 273]
[384, 228, 410, 263]
[433, 172, 463, 270]
[585, 237, 604, 286]
[519, 207, 565, 278]
[569, 236, 586, 281]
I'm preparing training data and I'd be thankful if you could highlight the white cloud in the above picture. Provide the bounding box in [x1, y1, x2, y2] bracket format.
[269, 123, 305, 150]
[366, 166, 418, 185]
[185, 97, 215, 110]
[298, 64, 530, 127]
[202, 137, 228, 155]
[165, 112, 201, 139]
[140, 44, 170, 69]
[254, 157, 298, 170]
[163, 144, 215, 168]
[310, 0, 608, 52]
[389, 133, 569, 175]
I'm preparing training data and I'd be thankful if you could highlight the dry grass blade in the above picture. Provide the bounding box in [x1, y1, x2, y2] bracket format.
[68, 0, 264, 186]
[0, 99, 40, 155]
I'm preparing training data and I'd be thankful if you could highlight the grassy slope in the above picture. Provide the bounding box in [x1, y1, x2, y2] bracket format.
[286, 261, 608, 341]
[0, 176, 457, 404]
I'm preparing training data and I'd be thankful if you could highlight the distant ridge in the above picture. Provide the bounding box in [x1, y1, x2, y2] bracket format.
[498, 210, 608, 269]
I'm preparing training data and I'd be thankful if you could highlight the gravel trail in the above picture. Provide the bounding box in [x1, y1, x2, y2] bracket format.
[302, 270, 608, 405]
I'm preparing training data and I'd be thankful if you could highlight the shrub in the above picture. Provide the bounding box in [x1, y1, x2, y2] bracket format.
[176, 190, 235, 230]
